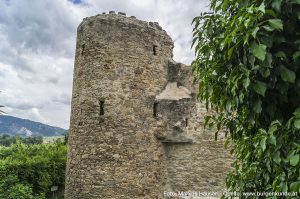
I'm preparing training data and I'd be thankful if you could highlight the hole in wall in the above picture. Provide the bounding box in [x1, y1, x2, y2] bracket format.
[153, 45, 157, 55]
[100, 100, 104, 116]
[99, 100, 105, 123]
[104, 64, 110, 69]
[153, 102, 158, 117]
[185, 118, 188, 127]
[81, 44, 85, 55]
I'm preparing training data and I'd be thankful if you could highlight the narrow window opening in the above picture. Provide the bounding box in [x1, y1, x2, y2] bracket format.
[81, 44, 85, 55]
[99, 100, 105, 123]
[153, 102, 158, 117]
[153, 45, 157, 55]
[185, 118, 188, 127]
[100, 100, 104, 116]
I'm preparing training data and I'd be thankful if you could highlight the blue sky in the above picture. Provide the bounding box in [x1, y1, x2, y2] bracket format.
[69, 0, 82, 4]
[0, 0, 209, 128]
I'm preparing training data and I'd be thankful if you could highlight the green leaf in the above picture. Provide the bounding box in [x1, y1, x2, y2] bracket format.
[289, 154, 299, 166]
[192, 16, 200, 24]
[293, 51, 300, 60]
[269, 134, 276, 145]
[226, 101, 232, 111]
[290, 182, 300, 192]
[275, 51, 287, 60]
[228, 46, 234, 59]
[222, 0, 229, 12]
[251, 27, 259, 38]
[293, 107, 300, 117]
[259, 68, 270, 78]
[265, 9, 277, 17]
[270, 120, 281, 126]
[252, 43, 267, 61]
[260, 137, 267, 152]
[262, 25, 275, 31]
[268, 19, 283, 30]
[273, 151, 281, 163]
[269, 124, 278, 134]
[283, 183, 288, 192]
[280, 66, 296, 83]
[244, 18, 251, 28]
[261, 36, 274, 47]
[290, 0, 300, 5]
[258, 3, 265, 13]
[254, 99, 262, 113]
[243, 77, 250, 90]
[272, 0, 282, 12]
[204, 115, 211, 128]
[249, 55, 255, 66]
[253, 81, 267, 96]
[294, 119, 300, 129]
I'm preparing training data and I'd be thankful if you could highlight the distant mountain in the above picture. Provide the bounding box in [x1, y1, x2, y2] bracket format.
[0, 115, 66, 137]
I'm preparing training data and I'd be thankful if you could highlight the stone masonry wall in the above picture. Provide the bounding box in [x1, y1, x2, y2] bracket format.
[65, 12, 232, 199]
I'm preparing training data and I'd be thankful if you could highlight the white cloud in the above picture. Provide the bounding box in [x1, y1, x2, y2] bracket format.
[0, 0, 209, 128]
[29, 107, 49, 124]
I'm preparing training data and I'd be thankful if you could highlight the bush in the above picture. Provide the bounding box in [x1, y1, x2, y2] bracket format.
[0, 141, 67, 198]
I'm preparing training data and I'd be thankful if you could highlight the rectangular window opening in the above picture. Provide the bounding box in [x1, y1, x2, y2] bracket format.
[153, 45, 157, 55]
[100, 100, 104, 116]
[99, 100, 105, 123]
[81, 44, 85, 55]
[153, 102, 158, 117]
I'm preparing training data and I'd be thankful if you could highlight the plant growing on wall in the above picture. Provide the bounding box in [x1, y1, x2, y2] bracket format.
[192, 0, 300, 196]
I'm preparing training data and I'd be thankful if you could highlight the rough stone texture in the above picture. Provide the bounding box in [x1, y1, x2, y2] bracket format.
[65, 12, 232, 199]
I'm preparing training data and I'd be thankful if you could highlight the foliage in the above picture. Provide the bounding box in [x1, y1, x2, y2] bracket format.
[0, 135, 43, 147]
[64, 130, 69, 145]
[0, 140, 67, 199]
[22, 136, 44, 145]
[192, 0, 300, 197]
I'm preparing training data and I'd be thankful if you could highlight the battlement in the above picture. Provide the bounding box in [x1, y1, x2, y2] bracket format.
[79, 11, 167, 39]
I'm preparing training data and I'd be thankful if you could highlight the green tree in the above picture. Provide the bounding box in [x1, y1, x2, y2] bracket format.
[0, 135, 17, 146]
[192, 0, 300, 196]
[0, 135, 44, 147]
[0, 141, 67, 198]
[63, 130, 69, 145]
[22, 136, 43, 145]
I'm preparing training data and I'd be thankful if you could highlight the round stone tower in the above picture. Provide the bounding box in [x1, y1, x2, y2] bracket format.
[65, 12, 174, 199]
[66, 11, 233, 199]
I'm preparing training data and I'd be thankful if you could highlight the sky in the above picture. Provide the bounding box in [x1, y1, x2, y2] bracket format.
[0, 0, 209, 129]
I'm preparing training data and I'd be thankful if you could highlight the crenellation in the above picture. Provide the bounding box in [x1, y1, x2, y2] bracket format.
[118, 11, 126, 16]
